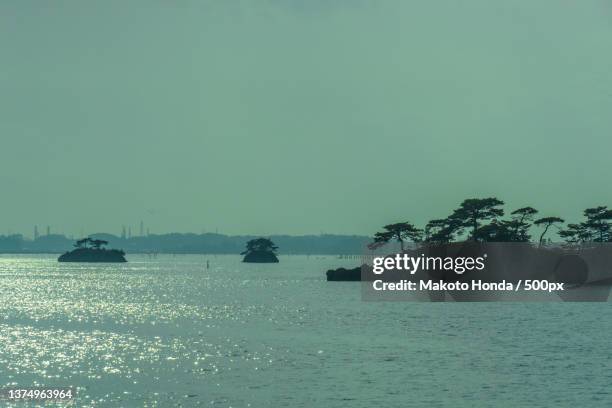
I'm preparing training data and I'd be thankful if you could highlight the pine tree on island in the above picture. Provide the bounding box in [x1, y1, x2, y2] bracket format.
[241, 238, 279, 263]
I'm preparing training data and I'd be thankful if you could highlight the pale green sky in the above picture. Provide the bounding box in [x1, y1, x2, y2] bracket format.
[1, 1, 612, 237]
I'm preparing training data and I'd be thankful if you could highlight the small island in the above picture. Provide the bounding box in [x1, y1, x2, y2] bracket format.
[326, 265, 362, 281]
[326, 197, 612, 282]
[58, 238, 127, 263]
[242, 238, 279, 263]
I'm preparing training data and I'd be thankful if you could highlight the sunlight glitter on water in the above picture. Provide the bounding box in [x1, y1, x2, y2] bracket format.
[1, 254, 612, 407]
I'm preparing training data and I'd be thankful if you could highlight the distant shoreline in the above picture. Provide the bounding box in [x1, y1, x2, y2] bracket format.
[0, 251, 365, 256]
[0, 233, 370, 256]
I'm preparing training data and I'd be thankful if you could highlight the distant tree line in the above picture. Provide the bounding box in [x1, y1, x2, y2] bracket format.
[371, 198, 612, 248]
[0, 233, 371, 254]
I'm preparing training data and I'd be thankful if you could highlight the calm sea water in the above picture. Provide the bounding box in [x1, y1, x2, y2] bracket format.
[1, 254, 611, 407]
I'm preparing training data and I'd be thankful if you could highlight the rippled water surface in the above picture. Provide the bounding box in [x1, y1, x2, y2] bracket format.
[1, 254, 612, 407]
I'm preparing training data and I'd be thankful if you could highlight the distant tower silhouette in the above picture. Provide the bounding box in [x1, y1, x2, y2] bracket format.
[34, 226, 39, 240]
[46, 226, 51, 236]
[128, 227, 132, 239]
[121, 226, 127, 240]
[146, 228, 150, 236]
[140, 221, 144, 237]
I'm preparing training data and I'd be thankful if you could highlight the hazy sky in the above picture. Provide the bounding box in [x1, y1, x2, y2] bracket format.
[2, 1, 612, 237]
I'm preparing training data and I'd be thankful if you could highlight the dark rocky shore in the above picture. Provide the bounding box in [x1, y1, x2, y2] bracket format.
[326, 264, 371, 281]
[243, 250, 279, 263]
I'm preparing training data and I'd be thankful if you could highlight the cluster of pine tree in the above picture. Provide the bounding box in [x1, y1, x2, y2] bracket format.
[370, 198, 612, 249]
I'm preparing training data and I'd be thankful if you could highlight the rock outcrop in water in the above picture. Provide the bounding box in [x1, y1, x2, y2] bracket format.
[242, 238, 279, 263]
[326, 264, 377, 281]
[326, 266, 361, 281]
[58, 238, 127, 263]
[242, 251, 279, 263]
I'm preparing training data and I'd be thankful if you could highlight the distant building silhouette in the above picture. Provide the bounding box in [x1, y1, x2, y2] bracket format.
[121, 226, 126, 240]
[140, 221, 144, 237]
[34, 226, 39, 240]
[128, 227, 132, 239]
[46, 226, 50, 236]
